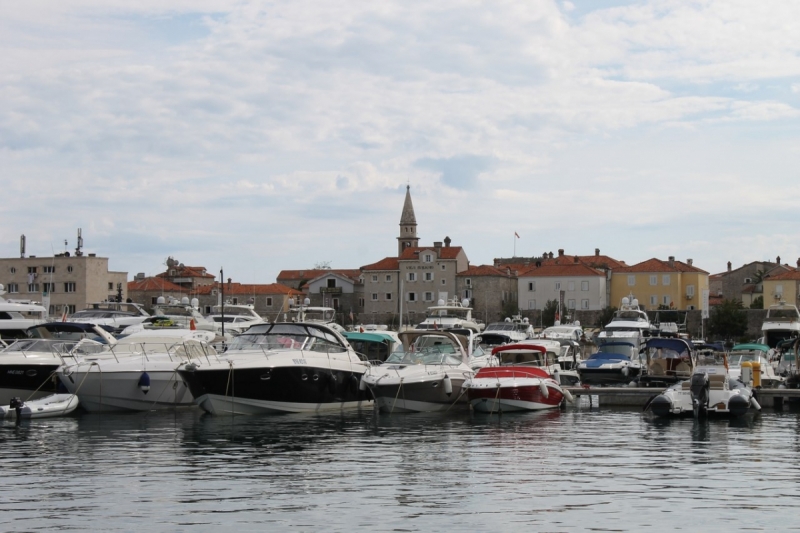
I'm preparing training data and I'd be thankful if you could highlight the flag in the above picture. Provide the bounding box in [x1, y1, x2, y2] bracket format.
[190, 319, 196, 331]
[514, 232, 520, 238]
[349, 310, 354, 322]
[60, 308, 68, 322]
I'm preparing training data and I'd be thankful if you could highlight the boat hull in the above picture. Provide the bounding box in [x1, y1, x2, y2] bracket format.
[577, 367, 640, 386]
[178, 365, 371, 415]
[0, 393, 79, 419]
[467, 381, 564, 412]
[0, 363, 62, 405]
[368, 378, 468, 413]
[58, 368, 194, 412]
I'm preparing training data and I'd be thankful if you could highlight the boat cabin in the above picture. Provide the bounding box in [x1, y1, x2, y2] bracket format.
[641, 337, 693, 386]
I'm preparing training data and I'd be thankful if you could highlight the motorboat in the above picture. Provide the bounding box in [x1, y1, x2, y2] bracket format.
[206, 303, 266, 335]
[177, 322, 371, 415]
[596, 295, 655, 349]
[1, 393, 80, 420]
[343, 330, 401, 364]
[639, 337, 694, 387]
[57, 329, 218, 412]
[537, 322, 584, 343]
[759, 301, 800, 349]
[477, 315, 533, 347]
[649, 350, 760, 418]
[447, 327, 497, 370]
[360, 330, 474, 413]
[463, 343, 572, 413]
[279, 299, 347, 334]
[416, 298, 485, 333]
[120, 297, 216, 335]
[727, 343, 784, 388]
[0, 285, 48, 340]
[577, 340, 642, 386]
[0, 322, 113, 405]
[69, 302, 151, 331]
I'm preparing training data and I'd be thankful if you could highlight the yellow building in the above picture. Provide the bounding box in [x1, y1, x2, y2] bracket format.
[762, 270, 800, 308]
[610, 256, 709, 311]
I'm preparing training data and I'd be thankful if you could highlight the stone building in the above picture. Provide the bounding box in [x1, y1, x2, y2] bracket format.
[127, 275, 188, 311]
[709, 257, 796, 307]
[0, 251, 127, 317]
[303, 270, 364, 319]
[518, 261, 607, 311]
[456, 265, 518, 325]
[193, 282, 304, 319]
[155, 258, 216, 290]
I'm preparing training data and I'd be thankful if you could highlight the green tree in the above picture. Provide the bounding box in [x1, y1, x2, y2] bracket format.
[501, 299, 519, 320]
[750, 295, 763, 309]
[597, 306, 617, 328]
[542, 299, 561, 327]
[708, 299, 748, 342]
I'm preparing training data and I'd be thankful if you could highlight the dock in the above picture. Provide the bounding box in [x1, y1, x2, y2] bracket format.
[565, 386, 800, 408]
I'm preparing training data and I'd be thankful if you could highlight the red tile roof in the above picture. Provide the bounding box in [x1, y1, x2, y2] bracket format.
[616, 258, 708, 274]
[194, 282, 304, 296]
[156, 265, 215, 279]
[128, 277, 187, 292]
[399, 246, 464, 260]
[361, 257, 400, 271]
[459, 265, 515, 277]
[764, 269, 800, 281]
[277, 269, 361, 281]
[518, 263, 605, 277]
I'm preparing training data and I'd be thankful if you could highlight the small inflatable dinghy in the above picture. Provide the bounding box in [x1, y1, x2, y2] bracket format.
[1, 394, 80, 419]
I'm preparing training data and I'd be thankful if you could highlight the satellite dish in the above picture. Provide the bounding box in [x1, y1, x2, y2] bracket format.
[304, 298, 311, 306]
[156, 296, 166, 304]
[438, 299, 445, 306]
[191, 298, 199, 308]
[574, 320, 580, 326]
[632, 299, 639, 307]
[621, 297, 629, 306]
[505, 317, 511, 322]
[181, 297, 190, 305]
[461, 298, 470, 307]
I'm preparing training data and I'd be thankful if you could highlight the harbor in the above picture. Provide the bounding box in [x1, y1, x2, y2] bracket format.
[566, 385, 800, 409]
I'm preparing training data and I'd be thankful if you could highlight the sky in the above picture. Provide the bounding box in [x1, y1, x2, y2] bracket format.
[2, 0, 799, 283]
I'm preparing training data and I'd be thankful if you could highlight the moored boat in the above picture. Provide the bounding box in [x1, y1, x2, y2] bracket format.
[577, 340, 641, 386]
[639, 337, 694, 387]
[464, 343, 570, 413]
[1, 393, 80, 419]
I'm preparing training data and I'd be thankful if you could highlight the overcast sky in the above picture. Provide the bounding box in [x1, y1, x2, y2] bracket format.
[2, 0, 799, 282]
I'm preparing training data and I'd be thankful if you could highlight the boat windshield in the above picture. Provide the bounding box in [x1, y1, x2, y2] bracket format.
[766, 307, 800, 319]
[0, 311, 27, 320]
[155, 306, 197, 317]
[646, 346, 689, 360]
[694, 351, 727, 367]
[612, 311, 648, 322]
[597, 342, 637, 359]
[227, 323, 346, 353]
[588, 351, 631, 361]
[426, 308, 469, 319]
[728, 351, 763, 364]
[498, 350, 557, 366]
[385, 335, 465, 365]
[1, 338, 81, 355]
[485, 323, 518, 332]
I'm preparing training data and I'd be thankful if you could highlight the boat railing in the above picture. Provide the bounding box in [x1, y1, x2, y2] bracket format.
[1, 338, 82, 358]
[97, 341, 218, 364]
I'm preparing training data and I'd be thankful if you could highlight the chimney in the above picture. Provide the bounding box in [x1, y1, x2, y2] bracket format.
[558, 249, 564, 257]
[595, 248, 600, 256]
[444, 236, 451, 248]
[668, 256, 675, 268]
[574, 256, 579, 263]
[777, 255, 781, 264]
[227, 277, 232, 289]
[727, 261, 732, 272]
[797, 258, 800, 268]
[548, 252, 554, 259]
[434, 241, 442, 253]
[687, 259, 693, 266]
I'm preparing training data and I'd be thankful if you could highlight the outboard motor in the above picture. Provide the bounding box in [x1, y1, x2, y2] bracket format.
[9, 397, 24, 426]
[689, 373, 709, 418]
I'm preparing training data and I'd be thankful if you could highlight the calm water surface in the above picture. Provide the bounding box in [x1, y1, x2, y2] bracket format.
[2, 404, 800, 532]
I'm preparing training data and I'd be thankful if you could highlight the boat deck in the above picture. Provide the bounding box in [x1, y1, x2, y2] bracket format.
[565, 386, 800, 408]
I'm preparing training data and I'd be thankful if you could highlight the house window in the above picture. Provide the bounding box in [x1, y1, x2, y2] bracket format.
[372, 275, 378, 282]
[358, 297, 365, 307]
[662, 275, 670, 286]
[407, 292, 416, 302]
[408, 272, 416, 282]
[108, 282, 114, 290]
[67, 266, 73, 273]
[465, 278, 471, 286]
[568, 281, 575, 291]
[27, 267, 37, 274]
[441, 279, 446, 285]
[9, 267, 16, 274]
[371, 293, 378, 301]
[64, 282, 76, 293]
[385, 275, 392, 282]
[649, 275, 657, 286]
[266, 297, 273, 307]
[581, 299, 589, 309]
[151, 297, 159, 305]
[555, 282, 561, 291]
[650, 295, 657, 306]
[385, 293, 393, 301]
[528, 300, 536, 310]
[581, 281, 589, 291]
[424, 254, 432, 263]
[425, 272, 433, 281]
[440, 264, 446, 270]
[686, 285, 695, 298]
[7, 283, 18, 293]
[662, 295, 671, 306]
[28, 283, 39, 292]
[628, 275, 636, 286]
[232, 297, 238, 305]
[42, 282, 56, 293]
[568, 299, 576, 309]
[464, 289, 472, 299]
[327, 279, 336, 288]
[332, 298, 340, 309]
[43, 266, 55, 274]
[424, 292, 433, 301]
[528, 282, 535, 291]
[205, 306, 212, 314]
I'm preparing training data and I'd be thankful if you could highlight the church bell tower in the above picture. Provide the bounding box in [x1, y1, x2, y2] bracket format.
[397, 185, 419, 255]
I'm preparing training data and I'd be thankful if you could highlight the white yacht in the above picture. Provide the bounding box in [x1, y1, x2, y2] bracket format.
[120, 297, 216, 334]
[206, 303, 266, 335]
[416, 298, 484, 333]
[58, 329, 217, 412]
[69, 302, 151, 331]
[597, 295, 655, 347]
[477, 315, 533, 347]
[759, 301, 800, 349]
[360, 330, 474, 413]
[0, 284, 48, 340]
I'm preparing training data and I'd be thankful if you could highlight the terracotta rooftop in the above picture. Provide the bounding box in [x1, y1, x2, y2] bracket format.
[459, 265, 516, 277]
[764, 269, 800, 281]
[616, 258, 708, 274]
[156, 265, 215, 279]
[518, 263, 605, 277]
[195, 282, 304, 296]
[277, 269, 362, 282]
[128, 277, 187, 292]
[399, 246, 464, 261]
[361, 257, 401, 271]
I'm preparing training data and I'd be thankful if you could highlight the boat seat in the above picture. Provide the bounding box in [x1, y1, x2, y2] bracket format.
[709, 374, 726, 390]
[681, 381, 691, 390]
[675, 362, 691, 375]
[649, 362, 665, 376]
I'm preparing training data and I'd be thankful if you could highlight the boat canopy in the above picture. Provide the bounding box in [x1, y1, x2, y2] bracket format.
[491, 343, 546, 355]
[730, 343, 770, 353]
[343, 332, 394, 345]
[645, 337, 693, 354]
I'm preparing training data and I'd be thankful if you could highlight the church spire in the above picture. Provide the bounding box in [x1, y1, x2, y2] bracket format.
[398, 185, 419, 255]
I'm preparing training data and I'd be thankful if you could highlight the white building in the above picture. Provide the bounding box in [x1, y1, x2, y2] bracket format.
[518, 262, 607, 311]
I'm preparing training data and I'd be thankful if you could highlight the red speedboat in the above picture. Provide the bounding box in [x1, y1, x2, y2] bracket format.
[463, 343, 571, 413]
